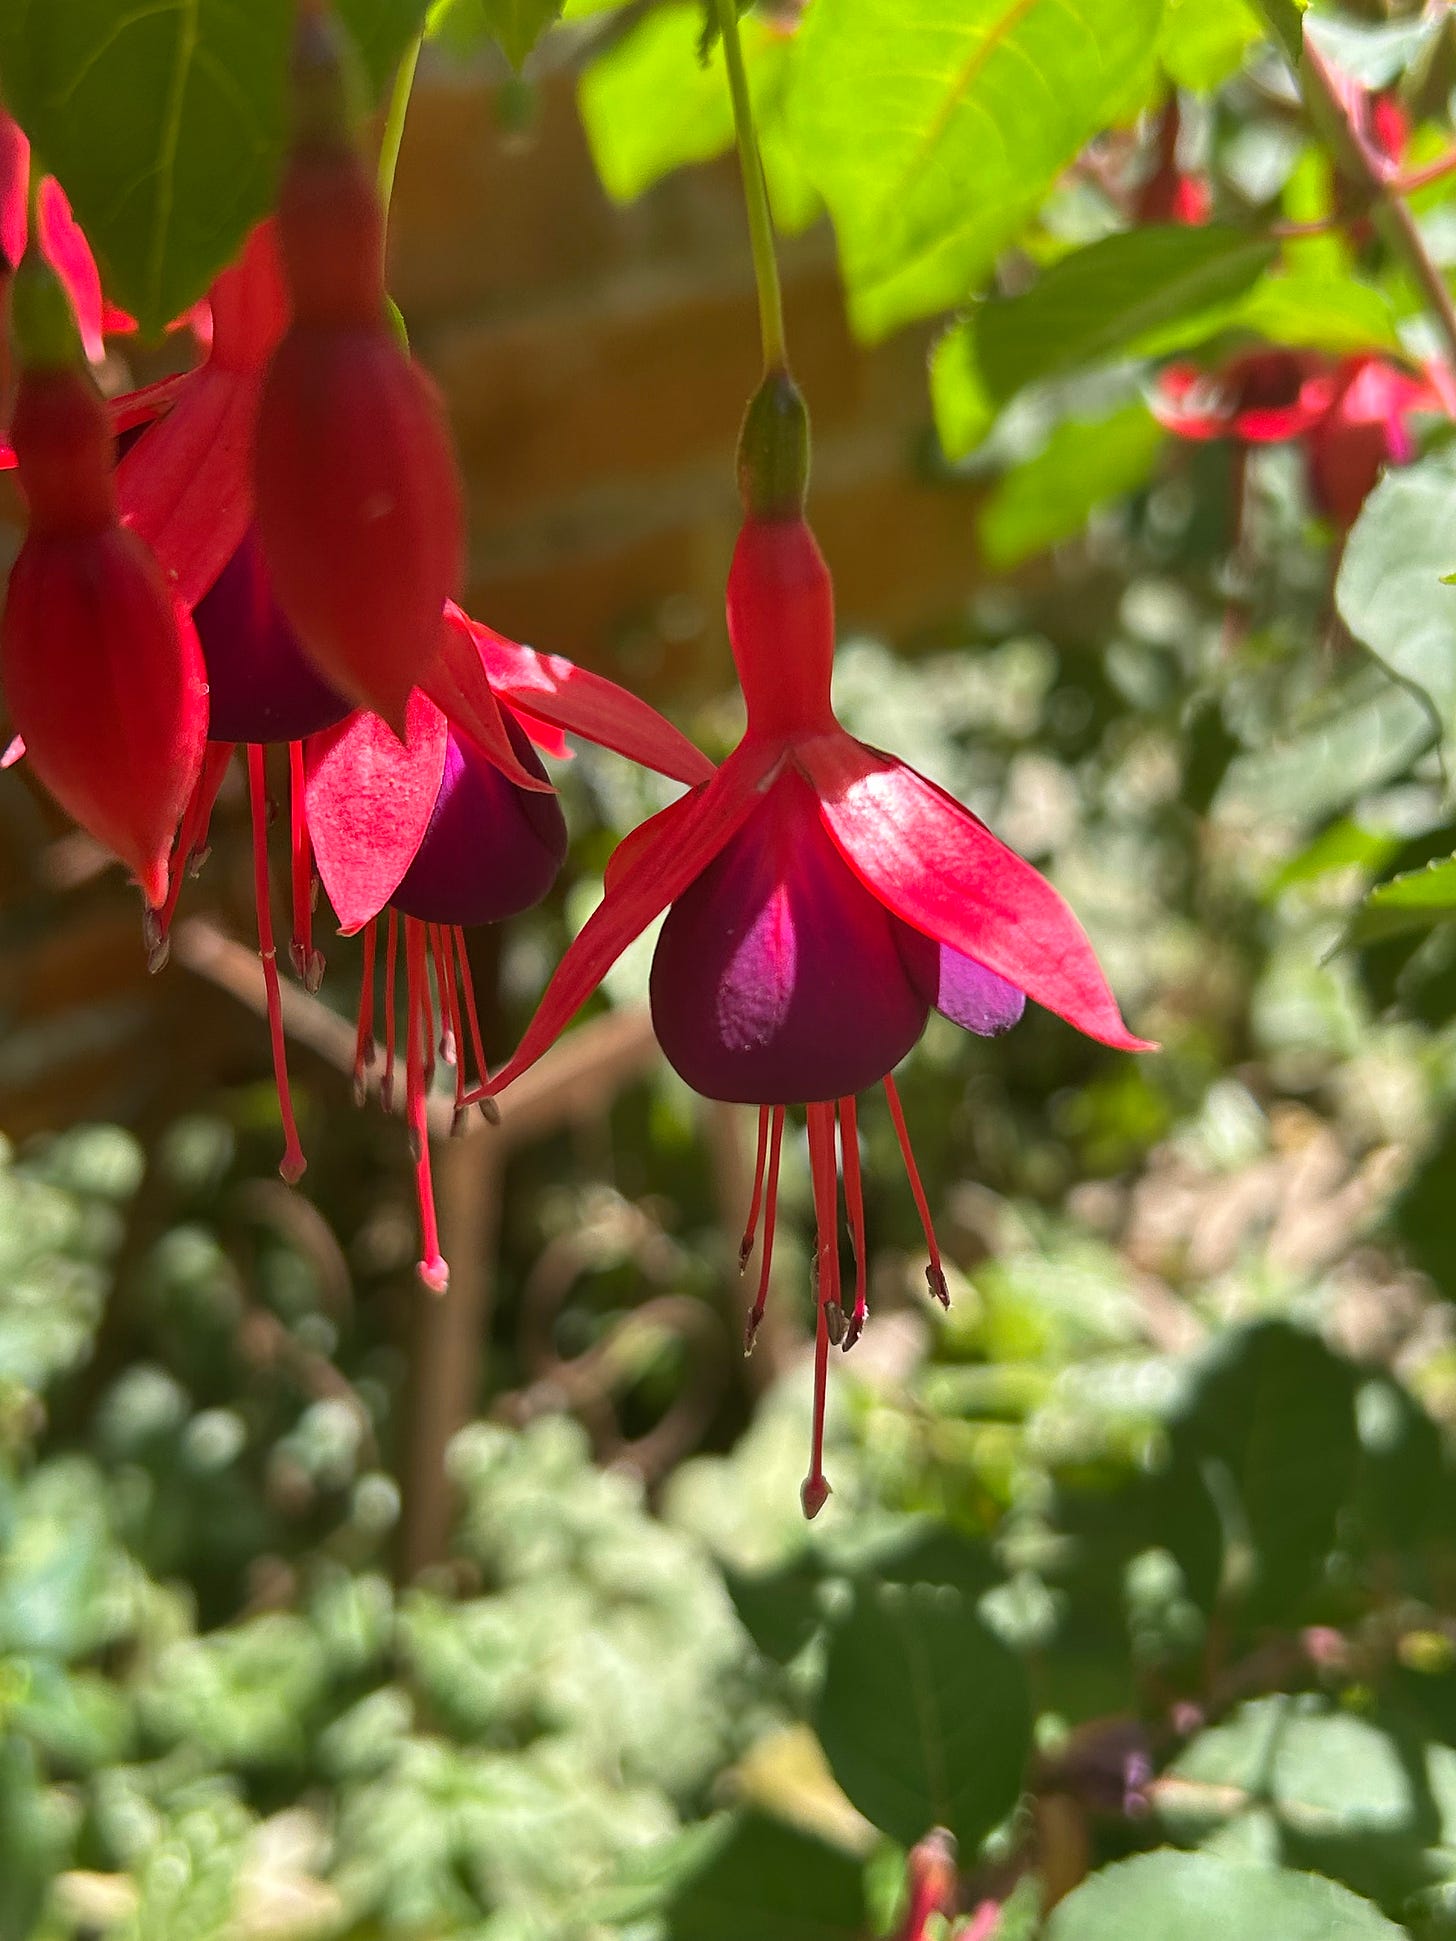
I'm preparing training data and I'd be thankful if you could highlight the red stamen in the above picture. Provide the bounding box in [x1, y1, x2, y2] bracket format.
[245, 743, 306, 1184]
[352, 916, 378, 1106]
[883, 1074, 949, 1307]
[433, 924, 470, 1135]
[429, 924, 457, 1065]
[802, 1100, 840, 1519]
[148, 741, 234, 966]
[452, 926, 499, 1124]
[381, 907, 399, 1114]
[288, 740, 323, 990]
[419, 927, 437, 1088]
[839, 1096, 868, 1349]
[740, 1106, 771, 1269]
[744, 1104, 785, 1354]
[404, 917, 449, 1293]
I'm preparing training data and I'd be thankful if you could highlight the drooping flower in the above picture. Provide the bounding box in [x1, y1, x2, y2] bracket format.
[1303, 352, 1437, 529]
[471, 372, 1150, 1513]
[1155, 346, 1437, 529]
[0, 254, 207, 908]
[1153, 348, 1335, 445]
[1133, 98, 1211, 228]
[305, 601, 714, 1290]
[252, 4, 464, 730]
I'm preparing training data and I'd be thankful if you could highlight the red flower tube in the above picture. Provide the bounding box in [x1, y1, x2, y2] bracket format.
[471, 373, 1151, 1514]
[252, 6, 464, 731]
[0, 257, 206, 908]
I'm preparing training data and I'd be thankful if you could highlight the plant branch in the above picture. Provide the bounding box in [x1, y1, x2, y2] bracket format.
[1259, 7, 1456, 369]
[713, 0, 787, 370]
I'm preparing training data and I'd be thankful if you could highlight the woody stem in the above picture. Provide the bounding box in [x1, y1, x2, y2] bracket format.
[714, 0, 787, 370]
[1257, 4, 1456, 370]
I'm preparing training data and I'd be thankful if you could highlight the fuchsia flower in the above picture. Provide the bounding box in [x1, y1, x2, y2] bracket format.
[252, 7, 464, 731]
[473, 373, 1150, 1514]
[1155, 347, 1437, 529]
[304, 602, 712, 1290]
[1, 257, 207, 908]
[1303, 352, 1437, 529]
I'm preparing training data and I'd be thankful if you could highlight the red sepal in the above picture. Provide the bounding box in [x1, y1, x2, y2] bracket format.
[306, 692, 449, 934]
[422, 604, 555, 794]
[797, 733, 1154, 1054]
[459, 605, 714, 788]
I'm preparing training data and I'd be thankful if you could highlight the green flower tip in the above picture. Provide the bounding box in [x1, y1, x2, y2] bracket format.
[291, 1, 369, 154]
[737, 366, 811, 520]
[9, 253, 84, 372]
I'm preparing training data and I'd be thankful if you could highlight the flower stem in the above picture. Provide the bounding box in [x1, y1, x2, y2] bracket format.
[377, 29, 423, 216]
[714, 0, 787, 371]
[1256, 3, 1456, 370]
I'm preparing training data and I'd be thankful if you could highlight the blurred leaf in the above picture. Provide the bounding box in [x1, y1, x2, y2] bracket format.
[1346, 857, 1456, 947]
[0, 0, 426, 335]
[1045, 1850, 1405, 1940]
[974, 227, 1277, 403]
[930, 325, 997, 460]
[1337, 451, 1456, 741]
[788, 0, 1164, 340]
[1169, 1321, 1359, 1620]
[1304, 10, 1445, 88]
[579, 3, 818, 229]
[1160, 0, 1261, 89]
[815, 1579, 1030, 1849]
[977, 404, 1166, 566]
[1239, 274, 1401, 355]
[428, 0, 563, 65]
[662, 1813, 867, 1940]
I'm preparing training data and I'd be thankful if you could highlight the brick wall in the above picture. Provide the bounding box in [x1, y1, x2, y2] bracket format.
[390, 51, 983, 706]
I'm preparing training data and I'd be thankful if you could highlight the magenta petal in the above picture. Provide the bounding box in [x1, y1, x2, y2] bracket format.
[898, 925, 1026, 1036]
[391, 712, 568, 926]
[195, 529, 352, 744]
[650, 772, 928, 1105]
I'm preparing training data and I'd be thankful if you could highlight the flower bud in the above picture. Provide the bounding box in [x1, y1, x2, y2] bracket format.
[737, 365, 810, 519]
[2, 360, 207, 905]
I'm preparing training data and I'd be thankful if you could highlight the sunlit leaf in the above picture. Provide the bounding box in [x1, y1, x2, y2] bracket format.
[1337, 450, 1456, 740]
[788, 0, 1164, 340]
[1045, 1851, 1405, 1941]
[977, 404, 1166, 565]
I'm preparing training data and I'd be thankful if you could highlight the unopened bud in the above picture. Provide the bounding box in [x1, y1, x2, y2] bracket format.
[737, 365, 810, 519]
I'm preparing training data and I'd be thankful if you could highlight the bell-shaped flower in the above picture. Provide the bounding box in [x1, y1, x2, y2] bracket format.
[304, 601, 713, 1290]
[252, 7, 463, 730]
[0, 257, 206, 908]
[470, 373, 1150, 1514]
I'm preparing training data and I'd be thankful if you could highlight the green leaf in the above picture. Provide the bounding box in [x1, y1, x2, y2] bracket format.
[787, 0, 1165, 341]
[974, 226, 1278, 404]
[815, 1579, 1030, 1849]
[1045, 1851, 1405, 1941]
[663, 1814, 867, 1941]
[579, 4, 816, 230]
[1238, 273, 1401, 355]
[1347, 856, 1456, 946]
[977, 403, 1166, 565]
[0, 0, 426, 336]
[428, 0, 563, 67]
[1159, 0, 1261, 90]
[1170, 1320, 1359, 1620]
[1337, 450, 1456, 740]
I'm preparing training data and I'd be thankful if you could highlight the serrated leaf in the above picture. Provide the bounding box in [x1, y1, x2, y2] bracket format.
[815, 1580, 1030, 1849]
[1336, 450, 1456, 739]
[429, 0, 562, 67]
[1045, 1851, 1404, 1941]
[787, 0, 1164, 341]
[977, 403, 1165, 565]
[578, 3, 817, 231]
[974, 226, 1278, 404]
[1347, 856, 1456, 946]
[0, 0, 426, 336]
